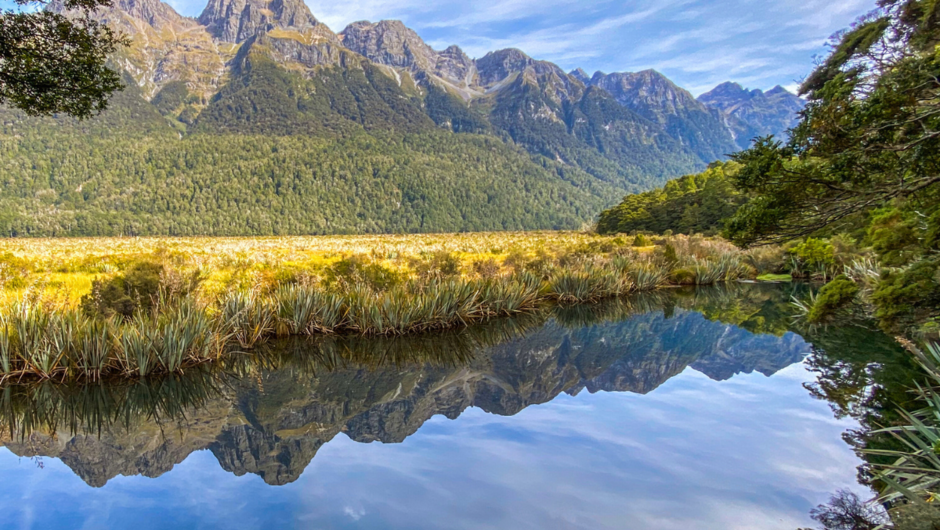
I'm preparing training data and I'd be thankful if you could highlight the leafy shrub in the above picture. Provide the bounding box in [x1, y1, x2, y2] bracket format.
[662, 243, 679, 265]
[410, 251, 461, 280]
[744, 246, 787, 275]
[328, 255, 403, 290]
[871, 258, 940, 327]
[670, 268, 696, 285]
[632, 234, 652, 247]
[867, 206, 920, 266]
[81, 261, 164, 318]
[790, 238, 835, 277]
[807, 275, 859, 322]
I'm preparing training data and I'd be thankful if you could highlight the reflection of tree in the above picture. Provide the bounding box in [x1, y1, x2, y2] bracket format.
[802, 324, 923, 475]
[800, 321, 938, 530]
[673, 282, 811, 336]
[808, 490, 889, 530]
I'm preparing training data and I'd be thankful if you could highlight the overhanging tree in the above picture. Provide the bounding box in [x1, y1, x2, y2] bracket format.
[726, 0, 940, 246]
[0, 0, 123, 118]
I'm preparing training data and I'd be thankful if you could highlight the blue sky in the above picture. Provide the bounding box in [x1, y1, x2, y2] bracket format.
[162, 0, 877, 95]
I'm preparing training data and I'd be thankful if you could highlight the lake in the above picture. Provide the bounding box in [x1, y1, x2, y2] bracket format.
[0, 284, 905, 529]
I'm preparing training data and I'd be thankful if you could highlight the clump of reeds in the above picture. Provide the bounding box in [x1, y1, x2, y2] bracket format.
[866, 340, 940, 505]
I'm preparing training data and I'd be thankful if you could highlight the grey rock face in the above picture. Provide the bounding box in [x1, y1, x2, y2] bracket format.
[569, 68, 591, 84]
[199, 0, 328, 43]
[341, 20, 473, 87]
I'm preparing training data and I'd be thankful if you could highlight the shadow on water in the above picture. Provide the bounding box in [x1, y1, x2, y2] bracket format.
[0, 283, 837, 488]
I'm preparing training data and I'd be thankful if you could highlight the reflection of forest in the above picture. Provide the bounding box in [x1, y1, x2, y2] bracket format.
[0, 284, 811, 487]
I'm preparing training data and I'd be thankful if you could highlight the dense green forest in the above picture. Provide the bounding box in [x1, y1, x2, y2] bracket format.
[0, 65, 632, 236]
[0, 53, 710, 236]
[0, 128, 616, 236]
[595, 162, 746, 236]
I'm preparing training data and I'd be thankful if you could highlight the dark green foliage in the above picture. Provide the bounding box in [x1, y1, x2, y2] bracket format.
[726, 2, 940, 246]
[151, 81, 189, 117]
[0, 0, 124, 118]
[596, 162, 746, 235]
[866, 206, 921, 267]
[632, 234, 652, 247]
[663, 243, 679, 265]
[81, 261, 163, 318]
[871, 257, 940, 327]
[807, 275, 859, 322]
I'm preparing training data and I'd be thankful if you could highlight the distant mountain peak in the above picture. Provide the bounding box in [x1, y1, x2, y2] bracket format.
[584, 69, 739, 163]
[341, 19, 473, 89]
[570, 68, 590, 84]
[341, 19, 438, 70]
[698, 82, 804, 148]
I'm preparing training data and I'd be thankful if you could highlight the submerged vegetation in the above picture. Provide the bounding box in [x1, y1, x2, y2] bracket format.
[0, 232, 767, 382]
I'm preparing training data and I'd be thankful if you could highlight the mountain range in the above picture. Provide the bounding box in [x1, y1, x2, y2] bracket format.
[0, 0, 804, 236]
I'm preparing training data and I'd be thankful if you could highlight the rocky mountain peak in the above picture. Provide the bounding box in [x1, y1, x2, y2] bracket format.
[341, 19, 438, 71]
[112, 0, 184, 26]
[697, 81, 752, 110]
[48, 0, 186, 28]
[569, 68, 590, 84]
[591, 69, 701, 115]
[475, 48, 535, 86]
[198, 0, 325, 43]
[698, 82, 805, 149]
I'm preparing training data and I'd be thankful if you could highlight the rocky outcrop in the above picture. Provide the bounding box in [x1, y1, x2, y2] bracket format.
[198, 0, 331, 43]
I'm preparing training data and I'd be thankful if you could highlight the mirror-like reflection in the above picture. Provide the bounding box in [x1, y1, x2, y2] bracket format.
[0, 284, 813, 488]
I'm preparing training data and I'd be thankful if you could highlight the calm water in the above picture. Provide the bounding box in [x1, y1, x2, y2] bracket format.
[0, 284, 899, 529]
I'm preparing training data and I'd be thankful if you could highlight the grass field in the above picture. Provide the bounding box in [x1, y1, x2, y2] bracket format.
[0, 232, 772, 382]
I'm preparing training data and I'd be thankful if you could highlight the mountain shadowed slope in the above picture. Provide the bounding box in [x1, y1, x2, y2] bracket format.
[584, 69, 741, 163]
[698, 82, 804, 149]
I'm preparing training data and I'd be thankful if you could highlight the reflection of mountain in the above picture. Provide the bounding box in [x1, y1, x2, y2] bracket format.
[0, 292, 808, 487]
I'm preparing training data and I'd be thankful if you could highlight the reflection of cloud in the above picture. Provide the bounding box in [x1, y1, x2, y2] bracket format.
[0, 364, 868, 530]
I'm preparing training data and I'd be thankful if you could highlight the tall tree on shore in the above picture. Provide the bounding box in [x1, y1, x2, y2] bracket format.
[0, 0, 123, 118]
[725, 0, 940, 246]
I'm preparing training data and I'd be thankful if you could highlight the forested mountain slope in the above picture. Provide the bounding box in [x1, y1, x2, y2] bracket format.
[0, 0, 799, 236]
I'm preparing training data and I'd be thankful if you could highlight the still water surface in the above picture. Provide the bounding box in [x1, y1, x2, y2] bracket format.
[0, 285, 889, 529]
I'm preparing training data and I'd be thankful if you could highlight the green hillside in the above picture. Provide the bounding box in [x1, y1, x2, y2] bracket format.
[0, 82, 618, 236]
